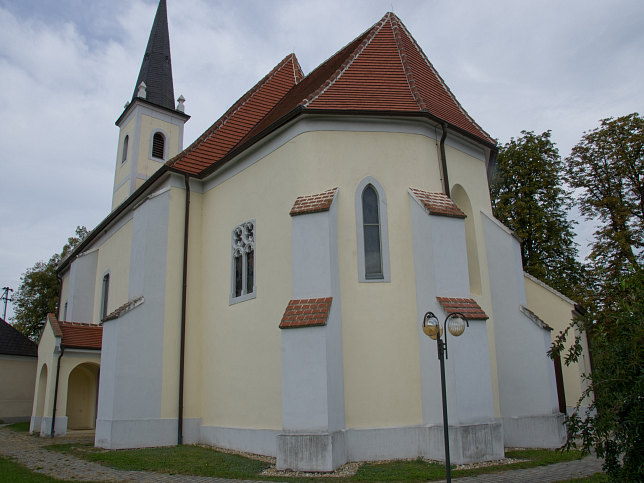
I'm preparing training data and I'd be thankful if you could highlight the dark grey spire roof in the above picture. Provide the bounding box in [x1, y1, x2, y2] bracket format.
[132, 0, 175, 110]
[0, 318, 37, 357]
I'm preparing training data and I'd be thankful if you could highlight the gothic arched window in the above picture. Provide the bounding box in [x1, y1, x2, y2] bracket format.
[362, 185, 383, 279]
[355, 177, 390, 282]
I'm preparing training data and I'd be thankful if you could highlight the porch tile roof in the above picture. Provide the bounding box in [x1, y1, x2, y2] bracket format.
[280, 297, 333, 329]
[48, 314, 102, 350]
[436, 297, 488, 320]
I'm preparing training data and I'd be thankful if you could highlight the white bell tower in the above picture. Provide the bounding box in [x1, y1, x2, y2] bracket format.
[111, 0, 189, 210]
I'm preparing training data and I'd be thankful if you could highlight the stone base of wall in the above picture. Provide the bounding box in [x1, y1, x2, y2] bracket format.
[502, 414, 566, 448]
[95, 418, 177, 449]
[277, 431, 347, 472]
[271, 421, 505, 471]
[346, 421, 504, 465]
[37, 416, 68, 437]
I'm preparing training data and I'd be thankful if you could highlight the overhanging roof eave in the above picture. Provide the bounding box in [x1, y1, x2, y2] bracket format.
[176, 108, 496, 180]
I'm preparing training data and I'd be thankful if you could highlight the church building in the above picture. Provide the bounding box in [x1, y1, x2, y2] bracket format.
[30, 0, 591, 471]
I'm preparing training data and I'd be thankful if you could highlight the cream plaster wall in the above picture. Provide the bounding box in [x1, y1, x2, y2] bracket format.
[138, 115, 180, 178]
[93, 220, 133, 323]
[524, 275, 590, 409]
[183, 190, 203, 420]
[114, 117, 136, 187]
[197, 128, 467, 431]
[0, 355, 37, 419]
[160, 186, 188, 418]
[112, 183, 131, 210]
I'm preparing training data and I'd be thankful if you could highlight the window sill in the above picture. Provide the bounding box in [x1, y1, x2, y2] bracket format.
[229, 291, 257, 305]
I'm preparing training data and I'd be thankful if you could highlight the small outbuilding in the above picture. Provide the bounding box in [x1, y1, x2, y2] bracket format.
[0, 317, 37, 422]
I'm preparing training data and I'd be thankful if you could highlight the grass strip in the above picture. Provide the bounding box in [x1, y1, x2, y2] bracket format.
[47, 443, 270, 479]
[46, 443, 586, 482]
[354, 449, 584, 481]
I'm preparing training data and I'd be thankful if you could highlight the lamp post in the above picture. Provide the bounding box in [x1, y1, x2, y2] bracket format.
[421, 311, 469, 483]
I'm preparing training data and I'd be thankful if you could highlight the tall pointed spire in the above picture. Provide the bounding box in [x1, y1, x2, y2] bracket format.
[132, 0, 175, 110]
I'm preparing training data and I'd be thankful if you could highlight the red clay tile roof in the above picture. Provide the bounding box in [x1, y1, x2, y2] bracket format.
[409, 188, 466, 218]
[290, 188, 338, 216]
[58, 321, 102, 350]
[168, 54, 304, 174]
[436, 297, 488, 320]
[167, 12, 493, 178]
[280, 297, 333, 329]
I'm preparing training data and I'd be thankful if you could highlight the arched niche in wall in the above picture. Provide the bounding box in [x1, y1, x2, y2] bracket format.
[452, 184, 482, 295]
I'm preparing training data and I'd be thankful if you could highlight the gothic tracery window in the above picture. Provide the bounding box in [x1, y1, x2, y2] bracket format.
[231, 221, 255, 302]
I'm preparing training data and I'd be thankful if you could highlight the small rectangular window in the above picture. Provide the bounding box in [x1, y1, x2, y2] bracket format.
[101, 274, 110, 321]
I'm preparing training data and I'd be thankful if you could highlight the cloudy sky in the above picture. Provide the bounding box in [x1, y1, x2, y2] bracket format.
[1, 0, 642, 319]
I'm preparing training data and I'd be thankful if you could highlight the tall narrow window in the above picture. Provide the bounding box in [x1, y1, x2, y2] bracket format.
[355, 177, 390, 282]
[362, 185, 383, 279]
[101, 274, 110, 321]
[152, 132, 165, 159]
[231, 221, 256, 303]
[121, 135, 129, 163]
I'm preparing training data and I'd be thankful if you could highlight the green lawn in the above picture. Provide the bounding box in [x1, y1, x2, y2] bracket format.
[0, 455, 94, 483]
[46, 443, 589, 482]
[7, 421, 31, 432]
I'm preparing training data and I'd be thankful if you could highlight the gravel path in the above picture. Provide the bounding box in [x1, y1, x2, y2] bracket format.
[0, 425, 603, 482]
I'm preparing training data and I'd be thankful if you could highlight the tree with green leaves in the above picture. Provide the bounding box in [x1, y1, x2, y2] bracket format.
[565, 112, 643, 308]
[550, 270, 643, 481]
[12, 226, 89, 340]
[490, 130, 582, 298]
[549, 113, 644, 481]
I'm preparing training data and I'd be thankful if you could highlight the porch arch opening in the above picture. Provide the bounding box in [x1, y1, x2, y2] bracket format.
[66, 362, 100, 430]
[35, 364, 48, 417]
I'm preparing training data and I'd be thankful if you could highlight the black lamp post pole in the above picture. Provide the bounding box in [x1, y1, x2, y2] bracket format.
[422, 311, 468, 483]
[436, 334, 452, 482]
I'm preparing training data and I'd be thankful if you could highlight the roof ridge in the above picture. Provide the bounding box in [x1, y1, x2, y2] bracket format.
[393, 15, 492, 141]
[290, 53, 305, 85]
[47, 313, 63, 338]
[58, 321, 100, 327]
[389, 14, 426, 111]
[302, 13, 390, 107]
[168, 53, 300, 168]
